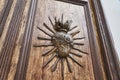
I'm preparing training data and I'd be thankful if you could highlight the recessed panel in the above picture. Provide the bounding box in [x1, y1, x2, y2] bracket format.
[26, 0, 95, 80]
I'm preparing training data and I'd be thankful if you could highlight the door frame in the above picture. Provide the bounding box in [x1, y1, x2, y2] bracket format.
[15, 0, 120, 80]
[90, 0, 120, 80]
[0, 0, 119, 80]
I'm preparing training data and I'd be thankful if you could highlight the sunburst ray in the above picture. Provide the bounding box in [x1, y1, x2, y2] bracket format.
[74, 42, 84, 46]
[37, 27, 53, 37]
[37, 36, 52, 41]
[73, 37, 85, 40]
[54, 17, 57, 22]
[33, 43, 53, 47]
[43, 23, 55, 34]
[42, 47, 57, 56]
[61, 59, 64, 80]
[51, 58, 60, 72]
[70, 52, 82, 57]
[68, 54, 83, 67]
[42, 54, 56, 68]
[61, 14, 63, 23]
[66, 58, 72, 73]
[69, 26, 77, 31]
[48, 16, 54, 26]
[70, 31, 80, 37]
[72, 47, 88, 55]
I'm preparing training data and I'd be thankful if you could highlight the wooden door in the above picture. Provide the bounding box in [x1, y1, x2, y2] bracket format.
[0, 0, 119, 80]
[27, 0, 94, 80]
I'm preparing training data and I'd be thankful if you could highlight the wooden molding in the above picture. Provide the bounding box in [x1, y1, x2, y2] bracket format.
[0, 0, 26, 80]
[14, 0, 38, 80]
[0, 0, 13, 37]
[56, 0, 87, 6]
[91, 0, 120, 80]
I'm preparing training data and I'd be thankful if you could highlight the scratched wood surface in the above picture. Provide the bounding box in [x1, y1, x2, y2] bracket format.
[0, 0, 109, 80]
[26, 0, 94, 80]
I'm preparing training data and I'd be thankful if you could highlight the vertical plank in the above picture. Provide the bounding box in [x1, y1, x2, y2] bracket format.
[7, 0, 31, 80]
[84, 4, 104, 80]
[0, 0, 26, 80]
[14, 0, 38, 80]
[0, 0, 13, 37]
[91, 0, 120, 79]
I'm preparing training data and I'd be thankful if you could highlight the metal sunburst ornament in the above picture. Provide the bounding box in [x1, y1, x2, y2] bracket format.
[34, 14, 88, 80]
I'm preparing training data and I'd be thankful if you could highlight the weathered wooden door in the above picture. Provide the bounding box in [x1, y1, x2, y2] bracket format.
[0, 0, 120, 80]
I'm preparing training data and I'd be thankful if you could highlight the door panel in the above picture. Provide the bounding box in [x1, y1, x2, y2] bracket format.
[0, 0, 119, 80]
[26, 0, 94, 80]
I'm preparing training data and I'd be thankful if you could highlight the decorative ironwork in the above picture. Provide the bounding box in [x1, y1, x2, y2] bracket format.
[34, 14, 88, 79]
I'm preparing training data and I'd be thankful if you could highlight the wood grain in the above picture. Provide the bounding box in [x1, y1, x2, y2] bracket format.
[0, 0, 26, 79]
[0, 0, 13, 37]
[14, 0, 37, 80]
[90, 0, 120, 79]
[0, 0, 17, 53]
[7, 0, 31, 80]
[0, 0, 119, 80]
[26, 0, 94, 80]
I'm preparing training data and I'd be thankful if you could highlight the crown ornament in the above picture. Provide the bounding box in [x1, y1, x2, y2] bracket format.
[53, 14, 72, 33]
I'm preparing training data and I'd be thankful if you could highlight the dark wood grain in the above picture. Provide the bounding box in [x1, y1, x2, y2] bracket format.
[84, 3, 104, 80]
[0, 0, 13, 37]
[0, 0, 9, 24]
[91, 0, 120, 80]
[0, 0, 26, 80]
[14, 0, 38, 80]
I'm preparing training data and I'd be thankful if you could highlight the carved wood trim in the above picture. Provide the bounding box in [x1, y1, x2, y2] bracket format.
[14, 0, 38, 80]
[0, 0, 14, 37]
[0, 0, 26, 80]
[84, 3, 105, 80]
[56, 0, 87, 6]
[91, 0, 120, 80]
